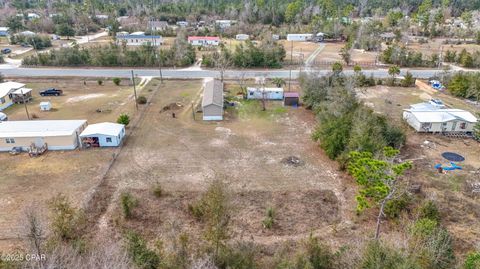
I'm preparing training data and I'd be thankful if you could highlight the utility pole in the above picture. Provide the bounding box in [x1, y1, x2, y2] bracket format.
[288, 40, 293, 92]
[191, 101, 195, 120]
[158, 52, 163, 83]
[131, 70, 138, 110]
[21, 89, 30, 120]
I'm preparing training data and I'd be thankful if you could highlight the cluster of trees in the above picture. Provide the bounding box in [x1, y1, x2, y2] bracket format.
[380, 45, 439, 67]
[9, 34, 52, 49]
[444, 49, 480, 68]
[22, 40, 195, 68]
[302, 72, 405, 161]
[445, 72, 480, 100]
[202, 39, 286, 69]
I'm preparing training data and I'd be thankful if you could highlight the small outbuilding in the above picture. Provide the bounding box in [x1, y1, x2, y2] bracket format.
[287, 34, 313, 41]
[0, 27, 9, 36]
[79, 122, 125, 147]
[235, 34, 249, 41]
[284, 92, 300, 106]
[40, 101, 52, 111]
[202, 79, 224, 121]
[0, 82, 26, 111]
[247, 87, 284, 100]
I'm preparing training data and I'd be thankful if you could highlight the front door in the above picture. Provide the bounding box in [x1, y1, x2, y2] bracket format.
[451, 121, 457, 131]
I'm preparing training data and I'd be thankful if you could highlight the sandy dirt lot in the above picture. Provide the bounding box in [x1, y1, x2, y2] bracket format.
[0, 77, 156, 251]
[279, 40, 321, 62]
[82, 79, 365, 257]
[357, 84, 480, 252]
[315, 43, 344, 62]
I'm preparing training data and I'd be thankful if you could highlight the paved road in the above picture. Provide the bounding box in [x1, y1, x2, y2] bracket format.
[0, 66, 447, 79]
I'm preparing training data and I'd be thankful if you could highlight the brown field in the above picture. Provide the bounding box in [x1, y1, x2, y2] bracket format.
[407, 38, 480, 56]
[279, 40, 321, 62]
[0, 77, 157, 250]
[315, 42, 344, 62]
[357, 84, 480, 252]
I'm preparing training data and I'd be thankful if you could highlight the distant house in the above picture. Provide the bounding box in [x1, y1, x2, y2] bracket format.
[287, 34, 313, 41]
[149, 21, 169, 31]
[176, 21, 189, 27]
[247, 87, 284, 100]
[215, 20, 236, 29]
[11, 88, 33, 104]
[116, 32, 163, 46]
[0, 27, 9, 36]
[284, 92, 300, 106]
[19, 31, 36, 37]
[188, 36, 220, 46]
[380, 32, 396, 42]
[27, 13, 40, 20]
[0, 120, 87, 151]
[202, 80, 224, 121]
[95, 14, 109, 20]
[80, 122, 125, 147]
[0, 82, 26, 111]
[403, 102, 478, 134]
[272, 34, 280, 41]
[235, 34, 249, 41]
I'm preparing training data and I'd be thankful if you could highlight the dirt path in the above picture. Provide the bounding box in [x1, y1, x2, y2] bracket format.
[305, 44, 325, 70]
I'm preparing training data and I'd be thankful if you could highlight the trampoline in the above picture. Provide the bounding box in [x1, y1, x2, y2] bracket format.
[441, 152, 465, 162]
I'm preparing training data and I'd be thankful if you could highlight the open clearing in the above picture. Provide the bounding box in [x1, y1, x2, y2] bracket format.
[279, 40, 321, 62]
[0, 77, 156, 251]
[357, 84, 480, 252]
[407, 38, 480, 56]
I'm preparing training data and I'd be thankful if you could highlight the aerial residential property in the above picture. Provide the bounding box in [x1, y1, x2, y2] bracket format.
[116, 32, 163, 46]
[201, 79, 224, 121]
[403, 101, 478, 134]
[235, 34, 249, 40]
[215, 19, 236, 29]
[0, 120, 87, 151]
[148, 20, 169, 31]
[188, 36, 220, 46]
[0, 82, 26, 111]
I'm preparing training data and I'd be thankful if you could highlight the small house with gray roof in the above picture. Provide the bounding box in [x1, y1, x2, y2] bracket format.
[201, 79, 224, 121]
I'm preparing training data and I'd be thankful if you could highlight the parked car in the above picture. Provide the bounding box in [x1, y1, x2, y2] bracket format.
[1, 48, 11, 54]
[39, 88, 63, 96]
[0, 112, 7, 121]
[20, 43, 30, 47]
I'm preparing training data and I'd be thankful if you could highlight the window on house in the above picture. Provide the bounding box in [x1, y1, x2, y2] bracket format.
[6, 138, 15, 144]
[442, 122, 448, 126]
[421, 123, 432, 129]
[460, 122, 466, 129]
[106, 137, 112, 143]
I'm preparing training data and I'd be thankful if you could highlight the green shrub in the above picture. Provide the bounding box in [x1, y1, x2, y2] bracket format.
[187, 202, 205, 221]
[137, 96, 147, 104]
[417, 200, 441, 222]
[48, 193, 86, 242]
[361, 241, 412, 269]
[384, 193, 411, 219]
[117, 113, 130, 126]
[411, 218, 438, 238]
[262, 207, 275, 229]
[97, 79, 103, 86]
[304, 234, 333, 269]
[121, 192, 138, 219]
[113, 77, 121, 86]
[125, 230, 161, 269]
[464, 252, 480, 269]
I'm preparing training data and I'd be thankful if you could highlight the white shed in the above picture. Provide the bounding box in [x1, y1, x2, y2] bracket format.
[40, 101, 52, 111]
[79, 122, 125, 147]
[235, 34, 249, 41]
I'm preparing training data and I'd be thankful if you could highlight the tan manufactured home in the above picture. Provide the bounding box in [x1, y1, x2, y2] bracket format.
[201, 79, 224, 121]
[0, 120, 87, 151]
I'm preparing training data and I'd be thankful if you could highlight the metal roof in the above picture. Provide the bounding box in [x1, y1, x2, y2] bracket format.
[0, 82, 26, 98]
[0, 120, 87, 138]
[404, 109, 477, 123]
[12, 88, 32, 95]
[202, 79, 223, 108]
[284, 92, 300, 98]
[117, 35, 162, 39]
[80, 122, 124, 137]
[188, 36, 220, 41]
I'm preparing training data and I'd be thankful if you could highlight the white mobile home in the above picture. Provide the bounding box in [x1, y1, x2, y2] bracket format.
[287, 34, 313, 41]
[247, 87, 284, 100]
[403, 102, 477, 133]
[202, 80, 224, 121]
[235, 34, 249, 40]
[215, 20, 236, 29]
[0, 27, 9, 36]
[0, 120, 87, 151]
[0, 82, 26, 111]
[116, 32, 163, 46]
[188, 36, 220, 46]
[80, 122, 125, 147]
